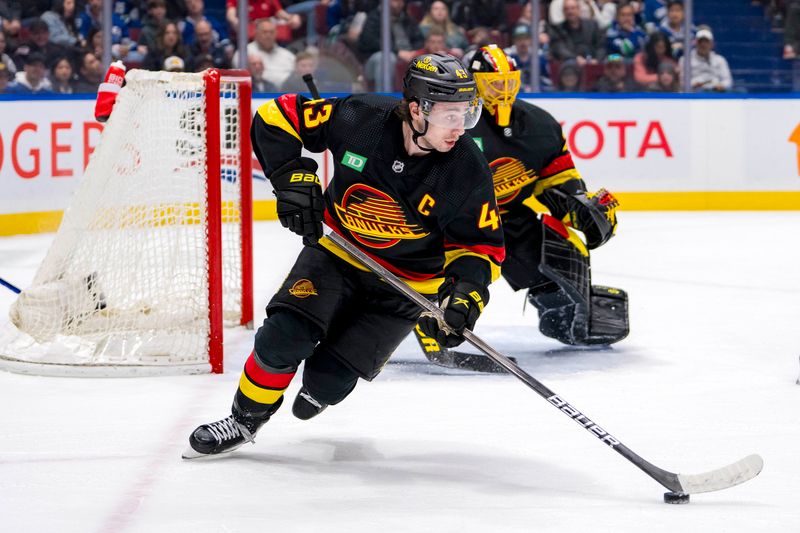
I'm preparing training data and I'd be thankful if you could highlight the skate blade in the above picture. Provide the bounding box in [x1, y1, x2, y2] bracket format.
[181, 442, 245, 460]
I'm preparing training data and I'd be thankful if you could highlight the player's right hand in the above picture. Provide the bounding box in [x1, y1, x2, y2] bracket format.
[270, 157, 324, 243]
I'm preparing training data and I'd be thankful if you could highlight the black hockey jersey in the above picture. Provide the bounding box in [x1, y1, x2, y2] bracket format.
[252, 93, 504, 294]
[467, 99, 587, 222]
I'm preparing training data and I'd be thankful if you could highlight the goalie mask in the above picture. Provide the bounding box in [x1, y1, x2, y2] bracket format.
[403, 53, 483, 149]
[469, 45, 521, 127]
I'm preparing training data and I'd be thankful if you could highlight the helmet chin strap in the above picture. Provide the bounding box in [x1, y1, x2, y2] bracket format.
[408, 117, 436, 152]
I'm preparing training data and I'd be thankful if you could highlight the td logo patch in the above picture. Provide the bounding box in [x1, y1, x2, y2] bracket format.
[341, 151, 367, 172]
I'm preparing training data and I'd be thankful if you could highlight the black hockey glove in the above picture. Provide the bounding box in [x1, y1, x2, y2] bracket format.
[270, 157, 324, 243]
[418, 278, 489, 348]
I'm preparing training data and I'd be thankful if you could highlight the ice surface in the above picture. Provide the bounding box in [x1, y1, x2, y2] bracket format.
[1, 213, 798, 532]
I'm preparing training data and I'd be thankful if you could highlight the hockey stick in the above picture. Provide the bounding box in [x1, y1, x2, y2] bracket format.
[412, 325, 515, 373]
[0, 277, 21, 294]
[326, 230, 763, 498]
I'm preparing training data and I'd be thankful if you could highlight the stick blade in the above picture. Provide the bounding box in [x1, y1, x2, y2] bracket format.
[677, 454, 764, 494]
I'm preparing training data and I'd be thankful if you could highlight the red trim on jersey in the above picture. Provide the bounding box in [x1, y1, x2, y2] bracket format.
[540, 152, 576, 179]
[277, 94, 300, 133]
[542, 214, 569, 238]
[244, 353, 296, 389]
[444, 242, 506, 263]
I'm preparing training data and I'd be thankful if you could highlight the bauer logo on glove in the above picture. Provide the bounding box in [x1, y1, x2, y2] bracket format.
[270, 157, 324, 243]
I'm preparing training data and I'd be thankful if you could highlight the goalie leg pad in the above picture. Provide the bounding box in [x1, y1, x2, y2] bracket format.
[585, 286, 629, 345]
[528, 216, 592, 345]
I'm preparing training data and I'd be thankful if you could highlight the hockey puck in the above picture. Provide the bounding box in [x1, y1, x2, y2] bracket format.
[663, 492, 690, 504]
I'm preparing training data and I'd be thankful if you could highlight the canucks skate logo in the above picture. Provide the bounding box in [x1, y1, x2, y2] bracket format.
[490, 157, 537, 205]
[289, 279, 318, 298]
[334, 184, 429, 249]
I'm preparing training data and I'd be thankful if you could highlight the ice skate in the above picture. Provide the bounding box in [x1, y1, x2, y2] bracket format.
[183, 397, 282, 459]
[292, 387, 328, 420]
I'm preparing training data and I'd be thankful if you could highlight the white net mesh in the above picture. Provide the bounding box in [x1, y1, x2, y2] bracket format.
[0, 70, 250, 376]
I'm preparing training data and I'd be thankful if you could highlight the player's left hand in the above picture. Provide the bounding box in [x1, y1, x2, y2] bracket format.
[418, 278, 488, 348]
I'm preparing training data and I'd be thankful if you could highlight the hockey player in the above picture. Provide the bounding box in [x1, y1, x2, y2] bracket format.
[465, 45, 628, 347]
[185, 53, 505, 457]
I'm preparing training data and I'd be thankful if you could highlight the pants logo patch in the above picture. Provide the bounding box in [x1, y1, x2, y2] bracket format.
[289, 279, 318, 298]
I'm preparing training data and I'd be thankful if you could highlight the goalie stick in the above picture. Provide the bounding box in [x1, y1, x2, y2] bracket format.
[326, 230, 764, 498]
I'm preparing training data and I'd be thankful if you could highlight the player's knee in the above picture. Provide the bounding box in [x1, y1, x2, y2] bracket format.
[254, 309, 322, 369]
[302, 346, 359, 406]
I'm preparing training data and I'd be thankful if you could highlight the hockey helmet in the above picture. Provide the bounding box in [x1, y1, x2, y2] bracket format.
[469, 45, 521, 127]
[403, 53, 482, 130]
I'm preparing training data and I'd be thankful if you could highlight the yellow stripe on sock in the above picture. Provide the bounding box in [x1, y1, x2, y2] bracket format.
[238, 372, 286, 405]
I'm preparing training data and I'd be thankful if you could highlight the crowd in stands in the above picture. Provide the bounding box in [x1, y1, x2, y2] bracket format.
[757, 0, 800, 59]
[0, 0, 748, 95]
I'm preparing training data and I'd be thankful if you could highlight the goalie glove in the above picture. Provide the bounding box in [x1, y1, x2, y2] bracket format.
[541, 187, 619, 249]
[418, 278, 489, 348]
[270, 157, 324, 243]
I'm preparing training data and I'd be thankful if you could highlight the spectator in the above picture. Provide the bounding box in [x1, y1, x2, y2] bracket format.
[591, 0, 618, 31]
[142, 21, 189, 71]
[505, 24, 551, 91]
[138, 0, 168, 54]
[0, 59, 11, 93]
[247, 53, 279, 92]
[41, 0, 83, 48]
[187, 19, 232, 70]
[645, 60, 679, 92]
[48, 55, 74, 93]
[225, 0, 302, 40]
[191, 53, 215, 72]
[283, 0, 331, 46]
[180, 0, 228, 46]
[87, 27, 104, 57]
[659, 0, 694, 57]
[406, 27, 456, 59]
[633, 31, 674, 85]
[0, 29, 16, 74]
[358, 0, 423, 89]
[245, 18, 296, 87]
[680, 27, 732, 92]
[5, 52, 53, 94]
[13, 18, 67, 69]
[420, 0, 468, 57]
[0, 1, 22, 53]
[548, 0, 593, 27]
[606, 2, 647, 59]
[555, 59, 582, 91]
[549, 0, 606, 66]
[77, 0, 130, 46]
[644, 0, 667, 26]
[462, 26, 491, 64]
[593, 53, 639, 91]
[73, 50, 103, 92]
[784, 0, 800, 59]
[451, 0, 508, 35]
[280, 49, 318, 91]
[325, 0, 377, 47]
[163, 55, 185, 72]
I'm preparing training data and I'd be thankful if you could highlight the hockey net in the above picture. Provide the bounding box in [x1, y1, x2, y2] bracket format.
[0, 69, 253, 376]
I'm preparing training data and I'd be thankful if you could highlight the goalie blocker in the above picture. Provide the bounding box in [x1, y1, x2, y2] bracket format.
[504, 214, 628, 346]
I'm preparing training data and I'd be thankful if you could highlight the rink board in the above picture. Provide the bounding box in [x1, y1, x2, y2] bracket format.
[0, 94, 798, 235]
